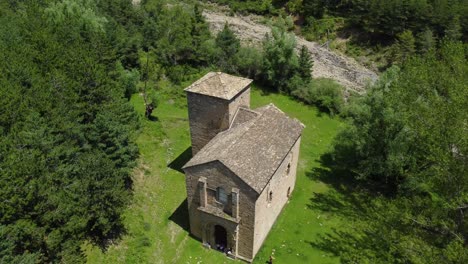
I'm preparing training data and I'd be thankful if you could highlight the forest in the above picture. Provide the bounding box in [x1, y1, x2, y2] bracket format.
[0, 0, 466, 263]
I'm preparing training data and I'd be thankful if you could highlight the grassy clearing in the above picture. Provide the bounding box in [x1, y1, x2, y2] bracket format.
[85, 83, 344, 263]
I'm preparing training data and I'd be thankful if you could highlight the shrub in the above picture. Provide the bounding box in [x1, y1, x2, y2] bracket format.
[292, 78, 344, 114]
[234, 46, 263, 79]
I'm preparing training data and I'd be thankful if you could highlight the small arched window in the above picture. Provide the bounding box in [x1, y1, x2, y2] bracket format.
[286, 163, 291, 175]
[217, 187, 228, 205]
[268, 191, 273, 202]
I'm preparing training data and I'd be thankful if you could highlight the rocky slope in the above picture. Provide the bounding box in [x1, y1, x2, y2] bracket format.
[204, 10, 378, 93]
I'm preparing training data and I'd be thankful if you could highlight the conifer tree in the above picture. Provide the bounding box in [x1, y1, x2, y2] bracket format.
[262, 27, 298, 91]
[216, 23, 240, 59]
[392, 30, 416, 63]
[298, 45, 313, 82]
[191, 3, 211, 63]
[215, 23, 240, 71]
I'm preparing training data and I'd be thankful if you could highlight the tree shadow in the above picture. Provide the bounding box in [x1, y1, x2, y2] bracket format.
[305, 228, 368, 258]
[167, 147, 192, 173]
[89, 221, 128, 252]
[147, 115, 159, 122]
[306, 165, 369, 219]
[168, 198, 190, 233]
[305, 152, 388, 259]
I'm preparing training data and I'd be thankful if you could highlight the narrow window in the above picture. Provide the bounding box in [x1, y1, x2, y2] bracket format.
[268, 191, 273, 202]
[287, 187, 291, 198]
[286, 163, 291, 175]
[217, 187, 228, 205]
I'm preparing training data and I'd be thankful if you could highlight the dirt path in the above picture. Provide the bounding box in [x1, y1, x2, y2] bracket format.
[203, 10, 378, 94]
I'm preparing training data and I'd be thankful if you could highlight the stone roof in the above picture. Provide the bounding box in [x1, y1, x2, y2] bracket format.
[229, 107, 259, 128]
[183, 104, 304, 194]
[184, 72, 253, 100]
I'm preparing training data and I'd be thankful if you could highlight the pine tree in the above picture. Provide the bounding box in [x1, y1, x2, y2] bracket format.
[298, 45, 313, 82]
[215, 23, 240, 72]
[392, 30, 416, 63]
[444, 16, 462, 41]
[215, 22, 240, 59]
[416, 28, 435, 54]
[191, 3, 211, 63]
[262, 27, 298, 91]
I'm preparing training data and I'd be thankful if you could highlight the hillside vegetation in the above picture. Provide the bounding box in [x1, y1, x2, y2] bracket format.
[1, 0, 466, 263]
[208, 0, 467, 69]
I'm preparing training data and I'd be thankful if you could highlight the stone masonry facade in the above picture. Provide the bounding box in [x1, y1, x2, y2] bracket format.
[182, 72, 304, 262]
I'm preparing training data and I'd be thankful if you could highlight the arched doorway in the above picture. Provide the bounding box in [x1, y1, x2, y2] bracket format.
[214, 225, 227, 248]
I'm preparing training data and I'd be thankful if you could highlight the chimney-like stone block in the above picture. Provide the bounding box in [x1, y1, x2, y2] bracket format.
[198, 177, 207, 207]
[231, 188, 239, 219]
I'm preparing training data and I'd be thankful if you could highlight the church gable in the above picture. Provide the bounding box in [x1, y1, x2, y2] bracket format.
[184, 160, 258, 204]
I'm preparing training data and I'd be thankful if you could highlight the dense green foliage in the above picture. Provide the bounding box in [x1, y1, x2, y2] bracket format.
[0, 1, 142, 262]
[215, 23, 241, 72]
[325, 41, 467, 262]
[206, 0, 277, 14]
[298, 45, 313, 82]
[210, 22, 342, 113]
[261, 27, 299, 91]
[304, 0, 468, 40]
[292, 78, 344, 114]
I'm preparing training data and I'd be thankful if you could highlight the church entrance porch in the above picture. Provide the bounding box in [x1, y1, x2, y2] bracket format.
[214, 225, 227, 249]
[201, 220, 238, 257]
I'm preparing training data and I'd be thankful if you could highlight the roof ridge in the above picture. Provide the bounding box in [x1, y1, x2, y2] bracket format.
[218, 112, 259, 159]
[218, 107, 270, 161]
[229, 107, 242, 129]
[185, 72, 217, 89]
[238, 107, 258, 114]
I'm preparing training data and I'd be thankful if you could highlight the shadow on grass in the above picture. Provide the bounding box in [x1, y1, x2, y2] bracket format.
[146, 115, 159, 122]
[168, 147, 192, 173]
[169, 199, 190, 233]
[89, 221, 128, 252]
[305, 152, 381, 258]
[306, 153, 369, 219]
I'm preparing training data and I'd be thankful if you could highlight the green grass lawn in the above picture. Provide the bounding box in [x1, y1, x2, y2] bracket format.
[85, 84, 345, 263]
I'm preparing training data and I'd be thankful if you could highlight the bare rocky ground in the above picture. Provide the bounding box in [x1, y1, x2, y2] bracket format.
[203, 10, 378, 94]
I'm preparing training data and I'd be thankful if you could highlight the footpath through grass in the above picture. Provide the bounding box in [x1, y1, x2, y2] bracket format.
[86, 84, 344, 263]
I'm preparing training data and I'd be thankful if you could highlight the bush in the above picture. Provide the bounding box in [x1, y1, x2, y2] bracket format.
[261, 27, 298, 92]
[302, 16, 343, 42]
[166, 65, 198, 84]
[292, 78, 344, 114]
[115, 62, 140, 100]
[234, 46, 263, 79]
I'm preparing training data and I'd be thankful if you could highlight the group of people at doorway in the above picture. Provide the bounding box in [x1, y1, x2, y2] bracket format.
[202, 241, 232, 256]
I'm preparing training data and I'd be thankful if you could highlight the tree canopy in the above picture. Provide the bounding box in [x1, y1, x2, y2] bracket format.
[0, 1, 139, 262]
[327, 41, 467, 262]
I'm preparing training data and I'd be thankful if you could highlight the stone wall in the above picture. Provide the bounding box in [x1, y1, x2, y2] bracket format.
[186, 93, 229, 155]
[186, 87, 250, 155]
[184, 161, 258, 261]
[228, 87, 250, 124]
[252, 137, 301, 255]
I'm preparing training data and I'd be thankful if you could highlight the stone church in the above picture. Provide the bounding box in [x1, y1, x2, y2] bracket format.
[182, 72, 304, 262]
